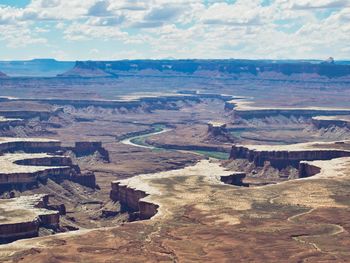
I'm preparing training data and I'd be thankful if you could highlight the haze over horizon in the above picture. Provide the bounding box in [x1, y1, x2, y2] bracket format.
[0, 0, 349, 61]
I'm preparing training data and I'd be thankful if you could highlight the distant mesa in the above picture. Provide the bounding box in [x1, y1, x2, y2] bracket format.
[58, 59, 350, 79]
[322, 57, 335, 64]
[0, 59, 74, 77]
[57, 61, 115, 78]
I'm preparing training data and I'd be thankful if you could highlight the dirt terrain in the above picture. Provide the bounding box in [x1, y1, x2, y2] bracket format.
[0, 60, 350, 262]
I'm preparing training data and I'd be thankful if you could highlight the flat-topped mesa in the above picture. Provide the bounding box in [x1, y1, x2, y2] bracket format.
[0, 137, 61, 153]
[59, 59, 350, 79]
[0, 110, 51, 121]
[110, 181, 158, 220]
[0, 138, 102, 190]
[0, 153, 74, 190]
[224, 99, 350, 119]
[0, 194, 59, 244]
[0, 116, 24, 128]
[312, 116, 350, 129]
[230, 142, 350, 170]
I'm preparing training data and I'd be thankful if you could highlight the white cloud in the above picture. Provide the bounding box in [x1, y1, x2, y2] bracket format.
[0, 0, 350, 59]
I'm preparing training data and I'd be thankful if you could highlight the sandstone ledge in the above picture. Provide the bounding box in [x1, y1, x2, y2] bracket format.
[0, 194, 59, 244]
[230, 141, 350, 169]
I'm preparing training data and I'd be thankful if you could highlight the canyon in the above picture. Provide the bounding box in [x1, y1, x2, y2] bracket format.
[0, 59, 349, 262]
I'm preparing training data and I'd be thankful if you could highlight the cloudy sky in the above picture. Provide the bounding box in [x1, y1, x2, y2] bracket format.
[0, 0, 349, 60]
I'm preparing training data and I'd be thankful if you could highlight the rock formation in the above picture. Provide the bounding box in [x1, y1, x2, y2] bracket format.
[110, 181, 158, 220]
[0, 110, 51, 120]
[220, 172, 248, 187]
[312, 116, 350, 129]
[0, 137, 104, 191]
[0, 194, 59, 244]
[72, 141, 109, 162]
[207, 121, 235, 143]
[58, 61, 114, 78]
[0, 116, 24, 130]
[0, 137, 61, 153]
[58, 59, 350, 79]
[230, 142, 350, 170]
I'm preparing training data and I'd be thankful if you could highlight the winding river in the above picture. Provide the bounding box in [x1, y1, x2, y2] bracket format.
[121, 128, 172, 149]
[120, 126, 230, 160]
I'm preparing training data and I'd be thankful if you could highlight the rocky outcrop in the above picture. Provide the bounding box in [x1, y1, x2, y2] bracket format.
[230, 144, 350, 169]
[208, 122, 227, 136]
[298, 162, 321, 178]
[207, 122, 235, 143]
[71, 171, 96, 188]
[72, 141, 109, 162]
[0, 116, 23, 129]
[220, 172, 248, 187]
[0, 194, 60, 244]
[110, 181, 158, 220]
[312, 116, 350, 129]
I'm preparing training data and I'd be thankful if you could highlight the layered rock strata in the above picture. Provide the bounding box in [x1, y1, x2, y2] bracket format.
[110, 181, 158, 220]
[60, 60, 350, 79]
[0, 194, 59, 244]
[0, 116, 23, 128]
[298, 157, 350, 179]
[3, 158, 350, 261]
[0, 153, 73, 188]
[0, 138, 101, 190]
[225, 99, 350, 119]
[0, 110, 51, 120]
[0, 137, 61, 153]
[312, 116, 350, 129]
[230, 142, 350, 169]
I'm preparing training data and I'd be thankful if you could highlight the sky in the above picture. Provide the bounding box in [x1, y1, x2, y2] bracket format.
[0, 0, 349, 61]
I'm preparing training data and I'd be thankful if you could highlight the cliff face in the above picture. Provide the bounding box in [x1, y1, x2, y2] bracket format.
[58, 60, 350, 79]
[72, 141, 109, 162]
[0, 138, 61, 153]
[224, 105, 350, 119]
[230, 145, 350, 169]
[0, 138, 101, 190]
[220, 172, 248, 187]
[0, 194, 60, 244]
[0, 153, 75, 187]
[298, 162, 321, 178]
[110, 181, 158, 220]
